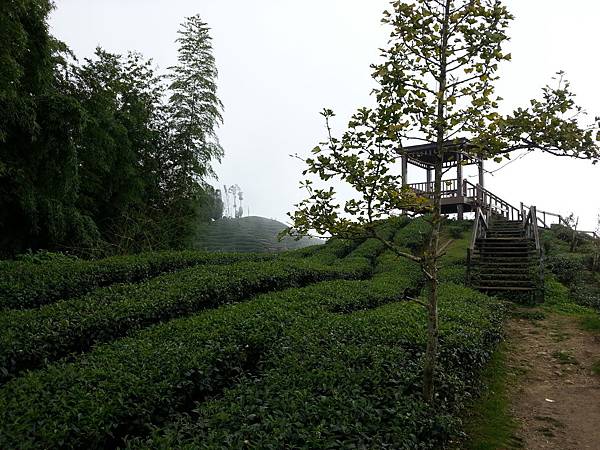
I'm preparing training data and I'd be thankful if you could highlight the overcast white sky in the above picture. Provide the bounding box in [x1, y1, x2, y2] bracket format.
[50, 0, 599, 230]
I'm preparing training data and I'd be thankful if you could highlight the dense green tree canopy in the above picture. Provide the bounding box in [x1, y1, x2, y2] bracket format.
[0, 4, 225, 257]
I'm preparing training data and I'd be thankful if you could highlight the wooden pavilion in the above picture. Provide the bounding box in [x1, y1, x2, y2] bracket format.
[400, 140, 597, 300]
[402, 138, 493, 220]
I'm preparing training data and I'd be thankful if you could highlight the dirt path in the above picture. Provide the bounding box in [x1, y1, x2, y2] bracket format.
[507, 313, 600, 449]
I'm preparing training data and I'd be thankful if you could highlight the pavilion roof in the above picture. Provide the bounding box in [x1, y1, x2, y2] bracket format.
[403, 138, 480, 169]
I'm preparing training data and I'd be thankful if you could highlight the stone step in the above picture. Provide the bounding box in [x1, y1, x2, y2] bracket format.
[477, 239, 532, 244]
[475, 246, 534, 251]
[494, 220, 523, 224]
[474, 253, 536, 258]
[476, 279, 534, 285]
[473, 260, 536, 266]
[489, 224, 523, 228]
[486, 231, 525, 235]
[470, 217, 541, 296]
[474, 270, 536, 275]
[475, 266, 533, 272]
[473, 270, 531, 278]
[475, 278, 534, 285]
[474, 278, 533, 283]
[474, 255, 537, 260]
[489, 223, 523, 227]
[476, 252, 534, 256]
[472, 286, 535, 292]
[475, 247, 535, 250]
[478, 238, 531, 243]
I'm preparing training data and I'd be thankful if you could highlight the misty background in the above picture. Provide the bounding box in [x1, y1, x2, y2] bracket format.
[50, 0, 600, 230]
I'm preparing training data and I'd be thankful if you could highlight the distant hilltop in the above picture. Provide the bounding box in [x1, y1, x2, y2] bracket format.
[194, 216, 323, 253]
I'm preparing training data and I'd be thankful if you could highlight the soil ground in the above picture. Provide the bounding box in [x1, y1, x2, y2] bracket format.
[506, 313, 600, 450]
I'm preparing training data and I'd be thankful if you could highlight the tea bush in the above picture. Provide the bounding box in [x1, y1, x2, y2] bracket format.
[0, 256, 370, 382]
[0, 257, 421, 449]
[546, 254, 586, 285]
[0, 217, 507, 450]
[128, 284, 504, 450]
[0, 251, 276, 310]
[394, 216, 432, 253]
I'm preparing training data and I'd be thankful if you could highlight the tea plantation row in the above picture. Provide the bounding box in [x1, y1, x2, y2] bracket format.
[0, 219, 413, 383]
[134, 283, 503, 450]
[0, 256, 371, 383]
[0, 251, 277, 309]
[0, 217, 505, 449]
[0, 231, 369, 311]
[0, 252, 425, 448]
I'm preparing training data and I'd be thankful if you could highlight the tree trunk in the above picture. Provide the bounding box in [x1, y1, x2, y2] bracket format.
[422, 0, 451, 404]
[423, 154, 443, 403]
[422, 226, 440, 402]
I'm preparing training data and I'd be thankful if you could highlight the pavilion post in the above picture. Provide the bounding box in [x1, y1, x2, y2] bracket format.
[456, 153, 464, 220]
[426, 168, 432, 192]
[401, 155, 408, 186]
[478, 157, 485, 189]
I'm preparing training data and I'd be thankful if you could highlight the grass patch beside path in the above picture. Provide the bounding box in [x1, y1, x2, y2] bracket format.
[592, 360, 600, 376]
[543, 277, 600, 336]
[459, 344, 522, 450]
[581, 315, 600, 333]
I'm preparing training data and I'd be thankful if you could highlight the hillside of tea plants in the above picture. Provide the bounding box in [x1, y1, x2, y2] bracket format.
[0, 217, 557, 449]
[194, 216, 324, 253]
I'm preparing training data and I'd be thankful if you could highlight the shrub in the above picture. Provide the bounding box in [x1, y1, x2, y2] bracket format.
[546, 254, 586, 285]
[394, 216, 432, 254]
[439, 264, 466, 284]
[14, 249, 79, 264]
[284, 236, 358, 259]
[549, 224, 574, 243]
[347, 238, 386, 263]
[571, 282, 600, 311]
[0, 219, 506, 450]
[447, 224, 466, 239]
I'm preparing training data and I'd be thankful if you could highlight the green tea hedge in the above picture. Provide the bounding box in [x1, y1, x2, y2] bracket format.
[0, 256, 370, 382]
[0, 258, 419, 449]
[287, 216, 406, 262]
[0, 219, 505, 449]
[129, 283, 504, 450]
[0, 251, 275, 310]
[394, 215, 432, 252]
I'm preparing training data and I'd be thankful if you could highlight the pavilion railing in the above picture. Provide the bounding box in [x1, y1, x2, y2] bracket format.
[406, 179, 585, 228]
[407, 179, 522, 220]
[407, 179, 459, 199]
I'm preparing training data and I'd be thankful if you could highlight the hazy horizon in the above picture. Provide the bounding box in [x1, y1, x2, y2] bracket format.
[50, 0, 600, 230]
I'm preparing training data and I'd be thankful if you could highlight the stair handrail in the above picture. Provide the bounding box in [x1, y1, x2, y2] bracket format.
[524, 205, 544, 301]
[521, 203, 566, 229]
[523, 205, 599, 240]
[524, 206, 541, 252]
[467, 207, 488, 285]
[464, 181, 522, 221]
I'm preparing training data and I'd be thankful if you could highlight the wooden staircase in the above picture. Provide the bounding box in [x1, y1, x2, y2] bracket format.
[467, 207, 544, 301]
